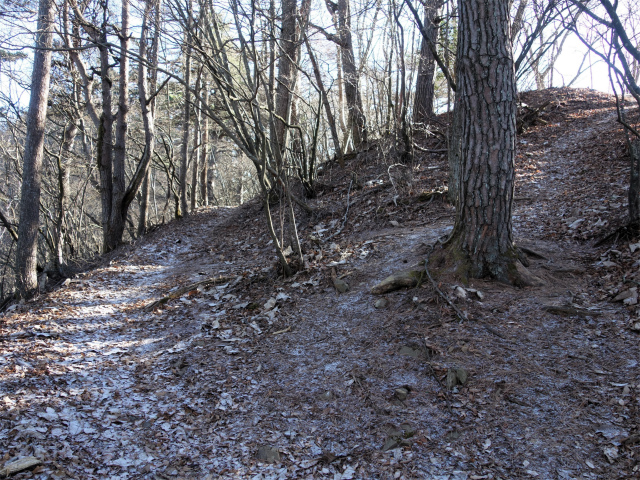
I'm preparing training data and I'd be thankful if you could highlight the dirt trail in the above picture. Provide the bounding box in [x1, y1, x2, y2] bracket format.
[2, 88, 640, 479]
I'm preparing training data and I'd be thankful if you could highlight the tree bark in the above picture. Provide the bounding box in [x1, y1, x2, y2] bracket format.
[16, 0, 55, 296]
[104, 0, 130, 251]
[413, 0, 442, 125]
[179, 12, 192, 217]
[273, 0, 312, 155]
[97, 32, 114, 250]
[444, 0, 526, 285]
[200, 80, 210, 206]
[191, 72, 202, 211]
[328, 0, 367, 149]
[54, 119, 78, 276]
[137, 0, 162, 236]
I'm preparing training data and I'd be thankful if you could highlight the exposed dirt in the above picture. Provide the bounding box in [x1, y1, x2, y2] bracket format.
[1, 88, 640, 480]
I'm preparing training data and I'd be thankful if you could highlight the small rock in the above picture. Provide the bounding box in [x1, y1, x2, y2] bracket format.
[456, 368, 469, 385]
[389, 220, 400, 227]
[398, 346, 422, 358]
[603, 446, 619, 463]
[318, 391, 334, 401]
[257, 445, 281, 464]
[374, 298, 388, 309]
[263, 297, 277, 310]
[614, 288, 637, 302]
[332, 276, 350, 293]
[395, 387, 409, 401]
[382, 438, 399, 451]
[454, 286, 467, 300]
[446, 369, 458, 390]
[568, 219, 584, 229]
[399, 423, 416, 438]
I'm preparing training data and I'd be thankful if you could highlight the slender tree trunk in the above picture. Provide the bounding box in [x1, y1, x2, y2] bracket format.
[179, 0, 193, 217]
[97, 38, 114, 250]
[16, 0, 55, 296]
[629, 139, 640, 224]
[273, 0, 299, 153]
[138, 0, 162, 236]
[413, 0, 442, 125]
[305, 35, 343, 166]
[104, 0, 130, 251]
[332, 0, 367, 148]
[443, 0, 529, 285]
[54, 120, 78, 276]
[191, 74, 202, 211]
[273, 0, 312, 155]
[200, 81, 210, 206]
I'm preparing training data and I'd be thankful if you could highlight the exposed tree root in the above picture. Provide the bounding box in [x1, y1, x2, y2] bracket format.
[144, 275, 237, 311]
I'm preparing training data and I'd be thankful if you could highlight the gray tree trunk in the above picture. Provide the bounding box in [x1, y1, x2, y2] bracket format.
[104, 0, 130, 251]
[179, 17, 192, 217]
[413, 0, 442, 125]
[54, 119, 78, 276]
[191, 73, 202, 211]
[16, 0, 55, 296]
[138, 0, 162, 236]
[273, 0, 312, 155]
[331, 0, 367, 148]
[200, 80, 210, 206]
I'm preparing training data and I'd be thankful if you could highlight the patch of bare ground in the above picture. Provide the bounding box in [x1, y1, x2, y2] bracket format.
[1, 88, 639, 479]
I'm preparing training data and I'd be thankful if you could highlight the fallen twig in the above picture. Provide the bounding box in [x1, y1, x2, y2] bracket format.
[324, 179, 353, 242]
[424, 244, 469, 323]
[272, 326, 291, 335]
[413, 143, 448, 154]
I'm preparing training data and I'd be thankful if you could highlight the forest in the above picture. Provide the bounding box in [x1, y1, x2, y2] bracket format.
[1, 0, 640, 478]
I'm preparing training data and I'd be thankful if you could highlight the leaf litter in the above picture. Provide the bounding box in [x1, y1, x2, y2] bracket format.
[1, 89, 640, 479]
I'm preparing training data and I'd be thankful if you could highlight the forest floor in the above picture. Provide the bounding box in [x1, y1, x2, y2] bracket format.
[2, 88, 640, 480]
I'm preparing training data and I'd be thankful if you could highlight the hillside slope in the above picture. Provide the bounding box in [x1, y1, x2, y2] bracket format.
[1, 88, 639, 479]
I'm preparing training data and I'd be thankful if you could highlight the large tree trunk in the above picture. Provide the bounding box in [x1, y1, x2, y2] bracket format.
[443, 0, 529, 285]
[413, 0, 442, 125]
[16, 0, 55, 296]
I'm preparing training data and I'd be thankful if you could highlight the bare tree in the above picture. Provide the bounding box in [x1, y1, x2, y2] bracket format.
[15, 0, 56, 296]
